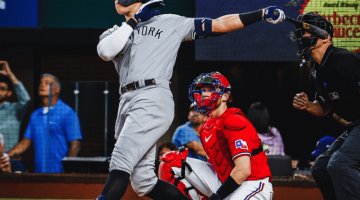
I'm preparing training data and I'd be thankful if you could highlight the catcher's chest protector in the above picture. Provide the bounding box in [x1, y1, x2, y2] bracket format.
[200, 116, 234, 183]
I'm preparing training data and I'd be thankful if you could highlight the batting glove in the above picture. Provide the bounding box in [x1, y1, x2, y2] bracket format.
[263, 6, 285, 24]
[133, 0, 165, 23]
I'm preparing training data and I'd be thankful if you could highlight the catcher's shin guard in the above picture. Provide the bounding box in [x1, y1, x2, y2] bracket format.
[158, 147, 208, 200]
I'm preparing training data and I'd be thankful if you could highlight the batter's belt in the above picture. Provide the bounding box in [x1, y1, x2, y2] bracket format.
[121, 79, 157, 93]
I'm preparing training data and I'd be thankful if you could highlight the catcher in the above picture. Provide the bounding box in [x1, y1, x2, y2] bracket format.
[159, 72, 273, 200]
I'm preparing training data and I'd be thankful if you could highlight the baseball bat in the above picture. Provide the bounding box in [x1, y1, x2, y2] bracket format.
[273, 10, 329, 39]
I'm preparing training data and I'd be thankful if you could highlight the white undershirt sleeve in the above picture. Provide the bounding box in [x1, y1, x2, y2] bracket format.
[97, 22, 134, 61]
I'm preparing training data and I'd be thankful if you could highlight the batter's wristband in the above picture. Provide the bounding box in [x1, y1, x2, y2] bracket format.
[126, 18, 138, 29]
[239, 9, 263, 26]
[215, 176, 241, 199]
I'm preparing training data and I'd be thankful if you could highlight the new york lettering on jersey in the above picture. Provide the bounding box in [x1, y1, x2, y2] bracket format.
[134, 25, 163, 39]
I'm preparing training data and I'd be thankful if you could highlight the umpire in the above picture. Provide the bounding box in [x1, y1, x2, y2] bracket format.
[291, 12, 360, 200]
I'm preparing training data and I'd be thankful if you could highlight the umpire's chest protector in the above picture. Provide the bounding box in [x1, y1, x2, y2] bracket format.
[200, 109, 241, 183]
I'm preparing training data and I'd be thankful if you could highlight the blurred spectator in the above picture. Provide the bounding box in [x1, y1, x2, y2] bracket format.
[8, 73, 82, 173]
[155, 142, 176, 175]
[0, 60, 31, 152]
[172, 103, 207, 161]
[0, 133, 11, 173]
[247, 102, 285, 156]
[157, 142, 177, 161]
[311, 136, 336, 158]
[293, 136, 336, 180]
[0, 133, 26, 173]
[309, 136, 336, 166]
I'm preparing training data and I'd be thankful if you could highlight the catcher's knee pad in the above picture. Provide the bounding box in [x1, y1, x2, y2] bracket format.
[158, 148, 208, 200]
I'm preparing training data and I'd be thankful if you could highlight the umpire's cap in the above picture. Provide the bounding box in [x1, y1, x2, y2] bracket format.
[297, 12, 334, 38]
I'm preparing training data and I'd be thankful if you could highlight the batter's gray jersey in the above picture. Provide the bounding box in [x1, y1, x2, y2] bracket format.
[98, 14, 197, 196]
[100, 14, 195, 89]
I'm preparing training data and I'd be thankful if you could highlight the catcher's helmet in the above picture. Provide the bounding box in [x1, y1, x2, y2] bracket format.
[189, 72, 231, 114]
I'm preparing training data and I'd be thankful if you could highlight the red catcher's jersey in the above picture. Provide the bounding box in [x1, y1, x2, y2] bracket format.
[199, 108, 272, 182]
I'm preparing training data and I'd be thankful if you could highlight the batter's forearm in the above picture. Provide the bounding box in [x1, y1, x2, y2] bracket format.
[97, 23, 133, 61]
[212, 8, 266, 33]
[212, 14, 244, 33]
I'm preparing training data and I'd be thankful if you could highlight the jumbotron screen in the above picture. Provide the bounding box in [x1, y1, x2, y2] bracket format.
[195, 0, 359, 61]
[0, 0, 38, 28]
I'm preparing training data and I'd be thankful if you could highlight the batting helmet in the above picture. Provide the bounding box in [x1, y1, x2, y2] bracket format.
[118, 0, 147, 7]
[189, 72, 231, 114]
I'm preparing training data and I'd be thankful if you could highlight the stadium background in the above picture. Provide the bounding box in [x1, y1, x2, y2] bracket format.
[0, 0, 358, 172]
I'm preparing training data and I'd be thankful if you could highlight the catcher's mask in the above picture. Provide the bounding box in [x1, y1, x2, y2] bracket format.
[189, 72, 231, 115]
[290, 12, 333, 66]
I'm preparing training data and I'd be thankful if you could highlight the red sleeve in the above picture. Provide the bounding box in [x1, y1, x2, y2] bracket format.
[223, 114, 253, 160]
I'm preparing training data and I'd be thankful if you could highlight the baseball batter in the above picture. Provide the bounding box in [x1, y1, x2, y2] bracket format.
[96, 0, 284, 199]
[160, 72, 272, 200]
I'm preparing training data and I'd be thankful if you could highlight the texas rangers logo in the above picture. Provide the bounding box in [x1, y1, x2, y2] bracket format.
[235, 139, 248, 150]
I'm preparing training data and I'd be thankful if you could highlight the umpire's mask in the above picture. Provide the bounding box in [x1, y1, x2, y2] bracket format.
[290, 12, 334, 67]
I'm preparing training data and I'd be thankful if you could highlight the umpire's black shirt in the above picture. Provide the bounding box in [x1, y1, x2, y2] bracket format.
[311, 45, 360, 122]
